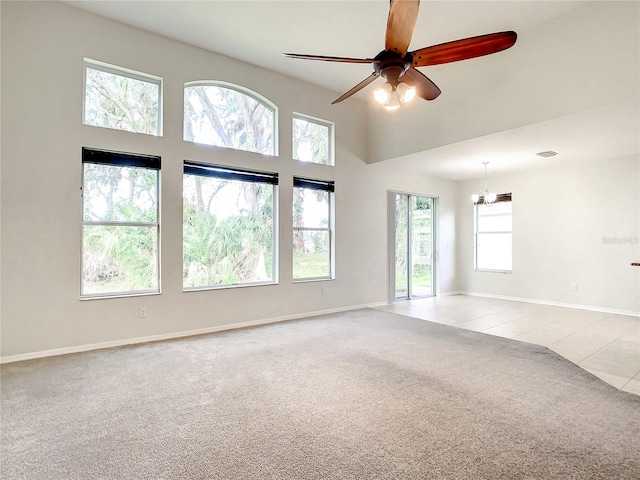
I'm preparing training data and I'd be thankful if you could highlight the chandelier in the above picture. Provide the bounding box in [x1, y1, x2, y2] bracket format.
[471, 162, 497, 205]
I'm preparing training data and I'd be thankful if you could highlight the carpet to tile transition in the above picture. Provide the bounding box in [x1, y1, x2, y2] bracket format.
[1, 308, 639, 479]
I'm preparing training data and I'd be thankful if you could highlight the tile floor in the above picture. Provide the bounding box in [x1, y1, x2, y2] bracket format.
[375, 295, 640, 395]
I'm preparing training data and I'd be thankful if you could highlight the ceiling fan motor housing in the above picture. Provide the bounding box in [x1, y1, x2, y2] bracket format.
[373, 51, 413, 86]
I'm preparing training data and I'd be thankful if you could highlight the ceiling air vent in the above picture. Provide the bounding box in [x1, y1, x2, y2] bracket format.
[536, 151, 558, 158]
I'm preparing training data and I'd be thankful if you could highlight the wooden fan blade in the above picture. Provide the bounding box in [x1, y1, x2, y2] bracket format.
[332, 73, 380, 104]
[385, 0, 420, 56]
[401, 67, 441, 100]
[411, 31, 517, 67]
[284, 53, 374, 64]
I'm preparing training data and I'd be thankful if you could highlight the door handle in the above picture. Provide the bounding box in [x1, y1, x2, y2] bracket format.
[632, 263, 640, 266]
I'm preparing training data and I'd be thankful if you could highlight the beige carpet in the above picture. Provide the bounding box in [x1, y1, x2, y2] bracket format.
[2, 308, 639, 479]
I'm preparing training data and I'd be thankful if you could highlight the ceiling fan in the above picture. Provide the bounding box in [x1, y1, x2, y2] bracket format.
[284, 0, 517, 110]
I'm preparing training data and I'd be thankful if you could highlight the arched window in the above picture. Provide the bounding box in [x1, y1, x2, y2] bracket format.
[184, 82, 276, 156]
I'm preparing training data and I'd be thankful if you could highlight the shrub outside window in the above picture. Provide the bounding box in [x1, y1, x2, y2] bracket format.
[292, 114, 334, 165]
[81, 148, 160, 297]
[293, 177, 334, 281]
[83, 59, 162, 136]
[183, 162, 278, 289]
[184, 82, 276, 156]
[474, 195, 512, 272]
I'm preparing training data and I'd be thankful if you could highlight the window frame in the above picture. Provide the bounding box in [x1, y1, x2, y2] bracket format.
[81, 148, 161, 299]
[182, 161, 279, 291]
[292, 176, 335, 282]
[473, 194, 512, 273]
[183, 81, 278, 156]
[292, 113, 335, 166]
[83, 59, 163, 136]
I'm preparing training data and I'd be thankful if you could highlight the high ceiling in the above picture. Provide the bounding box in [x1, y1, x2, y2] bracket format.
[66, 1, 585, 97]
[65, 1, 639, 180]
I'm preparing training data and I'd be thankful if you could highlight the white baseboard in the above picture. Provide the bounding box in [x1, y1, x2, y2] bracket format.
[0, 301, 388, 365]
[459, 291, 640, 318]
[438, 290, 462, 297]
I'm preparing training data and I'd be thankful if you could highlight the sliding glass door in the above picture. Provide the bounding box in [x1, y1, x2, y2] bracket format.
[391, 193, 435, 301]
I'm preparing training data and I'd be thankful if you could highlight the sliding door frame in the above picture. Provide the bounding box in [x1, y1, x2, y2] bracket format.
[388, 191, 437, 303]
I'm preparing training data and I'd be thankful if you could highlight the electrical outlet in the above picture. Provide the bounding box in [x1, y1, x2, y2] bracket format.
[570, 283, 578, 291]
[139, 307, 148, 318]
[322, 287, 328, 296]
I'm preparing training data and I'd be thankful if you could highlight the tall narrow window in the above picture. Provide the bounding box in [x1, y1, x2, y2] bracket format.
[292, 114, 334, 165]
[183, 162, 278, 289]
[293, 177, 334, 281]
[184, 82, 276, 155]
[82, 148, 160, 297]
[474, 194, 512, 272]
[83, 59, 162, 136]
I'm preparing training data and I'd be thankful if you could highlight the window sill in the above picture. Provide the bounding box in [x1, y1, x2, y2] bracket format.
[80, 290, 161, 301]
[183, 281, 278, 292]
[293, 277, 334, 284]
[293, 159, 335, 167]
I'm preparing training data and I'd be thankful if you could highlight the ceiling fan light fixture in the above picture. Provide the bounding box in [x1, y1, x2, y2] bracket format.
[397, 83, 416, 103]
[373, 84, 392, 105]
[374, 82, 401, 111]
[383, 100, 401, 111]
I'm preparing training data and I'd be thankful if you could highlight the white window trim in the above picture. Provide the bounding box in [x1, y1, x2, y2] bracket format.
[292, 178, 335, 282]
[182, 162, 279, 291]
[81, 148, 161, 299]
[183, 81, 278, 156]
[292, 226, 334, 282]
[473, 200, 513, 274]
[83, 58, 163, 136]
[292, 112, 335, 166]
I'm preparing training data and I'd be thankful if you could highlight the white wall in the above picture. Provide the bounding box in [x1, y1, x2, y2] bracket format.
[0, 1, 457, 358]
[457, 156, 640, 314]
[366, 161, 459, 296]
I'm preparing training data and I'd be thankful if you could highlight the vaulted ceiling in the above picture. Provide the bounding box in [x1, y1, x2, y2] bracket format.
[65, 1, 639, 180]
